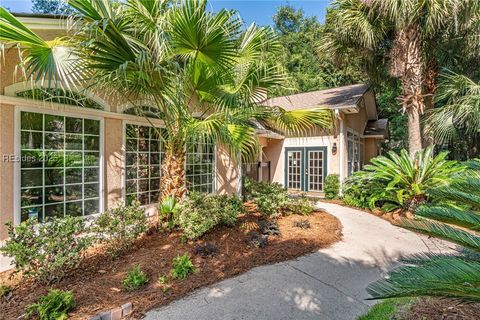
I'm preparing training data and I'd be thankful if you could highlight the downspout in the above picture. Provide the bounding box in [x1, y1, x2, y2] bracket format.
[337, 110, 345, 195]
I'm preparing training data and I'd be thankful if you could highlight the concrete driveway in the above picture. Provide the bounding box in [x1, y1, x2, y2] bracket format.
[144, 202, 453, 320]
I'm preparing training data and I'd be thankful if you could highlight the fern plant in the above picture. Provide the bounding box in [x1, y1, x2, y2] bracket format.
[367, 159, 480, 301]
[344, 146, 462, 212]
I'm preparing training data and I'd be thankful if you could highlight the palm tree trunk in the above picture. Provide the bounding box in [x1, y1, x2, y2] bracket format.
[161, 146, 187, 200]
[407, 107, 423, 155]
[390, 24, 425, 155]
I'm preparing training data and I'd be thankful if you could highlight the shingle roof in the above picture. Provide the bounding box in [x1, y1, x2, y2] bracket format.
[265, 83, 368, 111]
[364, 119, 389, 139]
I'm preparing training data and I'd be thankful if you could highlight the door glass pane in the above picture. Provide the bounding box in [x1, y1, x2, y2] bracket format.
[308, 151, 323, 192]
[287, 151, 302, 190]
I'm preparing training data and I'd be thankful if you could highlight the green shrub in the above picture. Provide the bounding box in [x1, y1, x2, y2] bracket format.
[0, 217, 92, 283]
[324, 174, 340, 200]
[0, 284, 11, 298]
[286, 194, 314, 215]
[171, 253, 195, 279]
[94, 201, 149, 255]
[174, 192, 244, 239]
[244, 179, 289, 217]
[123, 265, 149, 291]
[25, 289, 75, 320]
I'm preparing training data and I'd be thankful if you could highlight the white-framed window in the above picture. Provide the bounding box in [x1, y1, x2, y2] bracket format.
[124, 124, 163, 205]
[186, 141, 215, 193]
[347, 129, 364, 176]
[124, 122, 216, 202]
[18, 110, 103, 222]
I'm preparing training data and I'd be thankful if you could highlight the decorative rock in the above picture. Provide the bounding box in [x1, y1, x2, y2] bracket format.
[99, 311, 111, 320]
[122, 302, 133, 316]
[111, 307, 122, 320]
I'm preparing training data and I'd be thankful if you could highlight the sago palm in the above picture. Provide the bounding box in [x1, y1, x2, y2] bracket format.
[367, 159, 480, 301]
[320, 0, 480, 154]
[345, 145, 461, 212]
[0, 0, 333, 199]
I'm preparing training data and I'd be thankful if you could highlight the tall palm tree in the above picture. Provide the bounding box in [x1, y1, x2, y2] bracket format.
[0, 0, 333, 199]
[320, 0, 480, 155]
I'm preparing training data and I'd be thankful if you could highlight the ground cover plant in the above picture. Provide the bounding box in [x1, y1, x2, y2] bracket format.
[25, 289, 75, 320]
[170, 253, 196, 280]
[123, 265, 149, 291]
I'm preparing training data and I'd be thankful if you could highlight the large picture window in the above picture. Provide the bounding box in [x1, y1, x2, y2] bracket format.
[125, 124, 162, 205]
[186, 141, 215, 193]
[19, 111, 101, 222]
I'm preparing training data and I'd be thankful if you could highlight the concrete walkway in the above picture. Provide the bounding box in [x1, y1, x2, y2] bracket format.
[145, 202, 453, 320]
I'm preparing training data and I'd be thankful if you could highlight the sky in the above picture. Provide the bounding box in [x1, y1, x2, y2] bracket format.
[1, 0, 331, 26]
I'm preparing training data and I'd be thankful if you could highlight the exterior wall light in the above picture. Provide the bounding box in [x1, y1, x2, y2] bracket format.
[332, 142, 337, 155]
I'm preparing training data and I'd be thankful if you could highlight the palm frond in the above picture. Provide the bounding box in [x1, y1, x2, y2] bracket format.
[0, 7, 81, 87]
[417, 206, 480, 231]
[265, 107, 334, 136]
[367, 253, 480, 301]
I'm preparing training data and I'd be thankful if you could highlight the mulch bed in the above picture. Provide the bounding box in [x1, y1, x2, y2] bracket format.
[0, 210, 341, 319]
[404, 298, 480, 320]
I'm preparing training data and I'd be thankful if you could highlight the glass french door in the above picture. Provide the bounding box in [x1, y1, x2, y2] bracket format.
[285, 147, 327, 192]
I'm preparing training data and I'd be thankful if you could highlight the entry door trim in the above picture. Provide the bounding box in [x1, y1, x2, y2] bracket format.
[284, 146, 328, 192]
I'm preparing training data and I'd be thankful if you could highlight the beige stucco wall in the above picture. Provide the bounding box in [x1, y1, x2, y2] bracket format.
[104, 118, 124, 209]
[0, 104, 15, 239]
[364, 138, 379, 163]
[215, 145, 241, 195]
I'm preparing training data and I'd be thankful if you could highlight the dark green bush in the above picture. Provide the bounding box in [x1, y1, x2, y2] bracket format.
[25, 289, 75, 320]
[123, 265, 149, 291]
[174, 192, 245, 239]
[286, 194, 314, 215]
[171, 253, 195, 279]
[324, 174, 340, 200]
[0, 217, 92, 283]
[243, 178, 289, 217]
[94, 201, 149, 255]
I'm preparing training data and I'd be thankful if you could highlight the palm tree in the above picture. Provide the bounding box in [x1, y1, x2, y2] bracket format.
[320, 0, 480, 155]
[425, 72, 480, 158]
[0, 0, 333, 199]
[367, 159, 480, 301]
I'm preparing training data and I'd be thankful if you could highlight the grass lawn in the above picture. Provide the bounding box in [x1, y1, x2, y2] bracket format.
[358, 298, 415, 320]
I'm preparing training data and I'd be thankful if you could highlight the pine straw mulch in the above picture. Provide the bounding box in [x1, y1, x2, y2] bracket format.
[404, 298, 480, 320]
[0, 210, 341, 320]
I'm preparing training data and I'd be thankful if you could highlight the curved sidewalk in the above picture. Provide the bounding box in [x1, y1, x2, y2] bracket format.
[145, 202, 453, 320]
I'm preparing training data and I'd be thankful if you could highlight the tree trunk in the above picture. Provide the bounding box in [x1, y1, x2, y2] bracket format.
[161, 147, 187, 200]
[389, 24, 425, 155]
[423, 58, 438, 111]
[407, 106, 423, 155]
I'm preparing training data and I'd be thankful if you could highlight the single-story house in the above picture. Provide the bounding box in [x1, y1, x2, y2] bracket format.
[0, 14, 388, 239]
